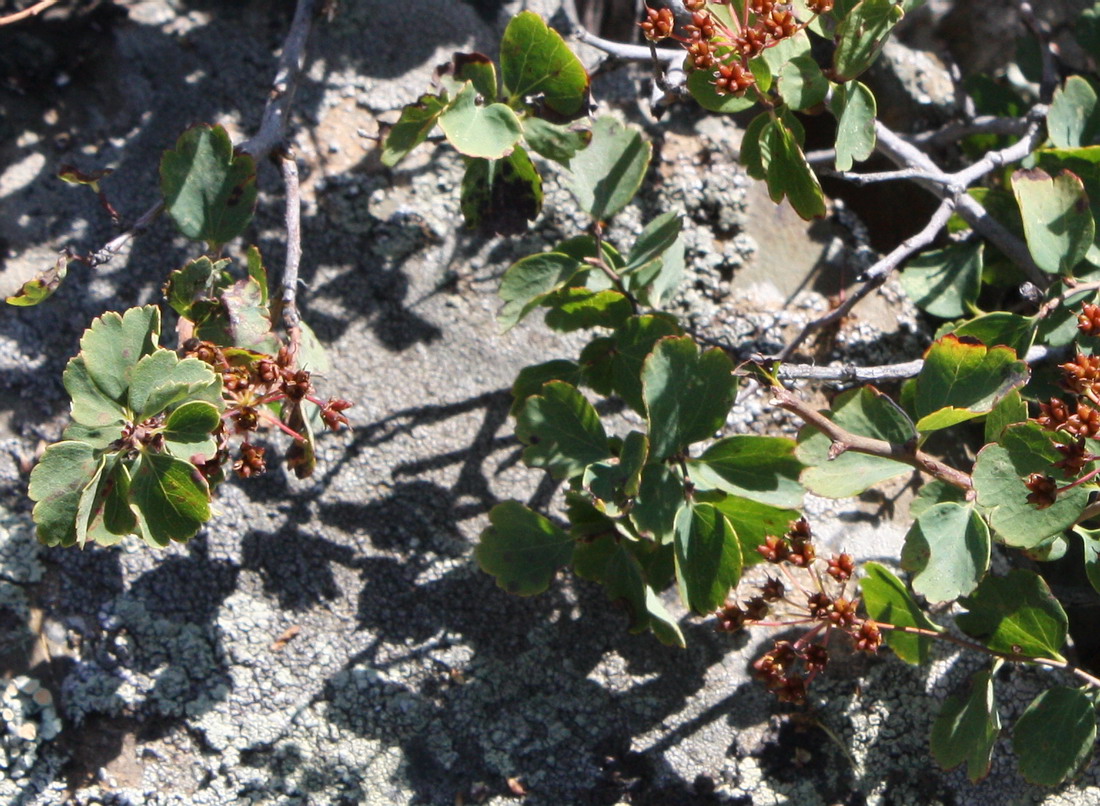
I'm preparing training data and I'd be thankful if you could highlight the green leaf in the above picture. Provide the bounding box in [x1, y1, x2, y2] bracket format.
[609, 315, 683, 414]
[1079, 527, 1100, 596]
[129, 452, 211, 546]
[972, 423, 1090, 548]
[946, 312, 1034, 356]
[626, 212, 683, 272]
[1012, 168, 1094, 275]
[831, 81, 877, 171]
[765, 121, 826, 219]
[164, 256, 225, 319]
[583, 430, 647, 512]
[899, 241, 982, 318]
[460, 147, 543, 235]
[78, 306, 161, 405]
[632, 232, 685, 309]
[909, 478, 969, 519]
[497, 252, 581, 330]
[127, 351, 220, 421]
[687, 71, 759, 113]
[163, 400, 222, 461]
[1079, 4, 1100, 63]
[900, 502, 990, 602]
[63, 356, 127, 437]
[510, 360, 582, 416]
[381, 94, 446, 167]
[690, 436, 804, 509]
[438, 82, 523, 160]
[630, 463, 684, 545]
[570, 117, 652, 221]
[74, 454, 136, 548]
[515, 381, 611, 479]
[913, 334, 1029, 432]
[797, 387, 917, 498]
[740, 113, 772, 180]
[476, 501, 574, 595]
[984, 389, 1027, 444]
[832, 0, 905, 82]
[245, 245, 269, 307]
[642, 336, 736, 461]
[1013, 687, 1096, 786]
[499, 11, 589, 117]
[573, 534, 685, 646]
[159, 123, 257, 247]
[543, 288, 632, 332]
[709, 494, 800, 567]
[930, 668, 1000, 783]
[522, 117, 590, 165]
[778, 55, 829, 110]
[674, 502, 742, 614]
[1048, 76, 1099, 150]
[5, 253, 70, 307]
[453, 51, 498, 101]
[956, 569, 1067, 660]
[859, 562, 941, 664]
[29, 441, 100, 547]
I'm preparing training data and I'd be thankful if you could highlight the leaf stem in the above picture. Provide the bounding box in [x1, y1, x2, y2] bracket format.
[876, 622, 1100, 689]
[770, 385, 974, 494]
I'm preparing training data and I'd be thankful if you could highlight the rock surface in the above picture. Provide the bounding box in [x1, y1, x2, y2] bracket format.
[1, 2, 1099, 804]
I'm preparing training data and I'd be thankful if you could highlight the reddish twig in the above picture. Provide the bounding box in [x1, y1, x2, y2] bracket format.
[771, 386, 974, 493]
[0, 0, 60, 27]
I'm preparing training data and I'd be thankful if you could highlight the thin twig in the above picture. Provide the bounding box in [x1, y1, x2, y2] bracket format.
[1034, 280, 1100, 321]
[574, 26, 684, 66]
[85, 201, 164, 267]
[74, 0, 319, 274]
[279, 151, 303, 353]
[872, 114, 1049, 286]
[877, 623, 1100, 690]
[238, 0, 319, 160]
[0, 0, 60, 27]
[772, 343, 1058, 383]
[771, 386, 974, 493]
[778, 197, 955, 360]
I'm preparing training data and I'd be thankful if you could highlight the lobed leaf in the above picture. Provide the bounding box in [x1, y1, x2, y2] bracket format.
[956, 569, 1067, 660]
[900, 502, 990, 603]
[498, 252, 581, 330]
[438, 82, 523, 160]
[1013, 687, 1096, 786]
[499, 11, 589, 117]
[708, 494, 801, 567]
[381, 94, 447, 167]
[460, 146, 543, 235]
[642, 336, 736, 461]
[859, 562, 941, 664]
[832, 0, 905, 82]
[764, 120, 826, 219]
[515, 381, 611, 479]
[129, 452, 212, 546]
[28, 441, 100, 547]
[1048, 76, 1100, 150]
[899, 241, 982, 319]
[831, 81, 877, 171]
[930, 668, 1000, 783]
[1012, 168, 1094, 275]
[476, 501, 574, 595]
[778, 54, 829, 110]
[5, 253, 70, 307]
[690, 436, 804, 509]
[159, 123, 257, 248]
[630, 463, 684, 545]
[972, 423, 1090, 548]
[674, 502, 742, 614]
[78, 305, 161, 404]
[913, 334, 1029, 432]
[570, 117, 651, 221]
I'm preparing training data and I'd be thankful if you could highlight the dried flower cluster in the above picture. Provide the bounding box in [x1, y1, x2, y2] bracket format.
[181, 339, 351, 482]
[714, 518, 879, 704]
[641, 0, 831, 96]
[1028, 304, 1100, 508]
